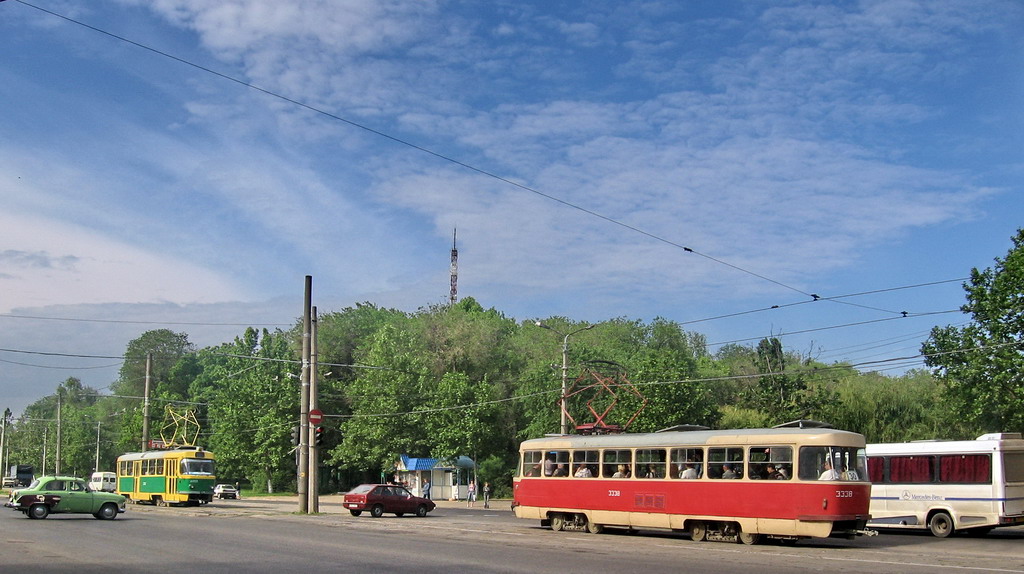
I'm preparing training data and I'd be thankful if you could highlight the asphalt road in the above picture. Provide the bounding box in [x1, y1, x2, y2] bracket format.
[4, 495, 1024, 573]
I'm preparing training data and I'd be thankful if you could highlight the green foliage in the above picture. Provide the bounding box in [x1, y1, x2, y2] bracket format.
[923, 229, 1024, 435]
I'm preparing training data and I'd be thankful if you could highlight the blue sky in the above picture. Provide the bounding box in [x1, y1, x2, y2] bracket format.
[1, 0, 1021, 416]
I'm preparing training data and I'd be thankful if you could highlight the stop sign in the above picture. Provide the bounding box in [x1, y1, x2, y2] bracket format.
[308, 409, 323, 425]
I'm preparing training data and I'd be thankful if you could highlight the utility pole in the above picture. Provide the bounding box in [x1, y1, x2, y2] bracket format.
[0, 408, 10, 473]
[142, 352, 152, 451]
[55, 389, 62, 475]
[95, 421, 101, 472]
[449, 228, 458, 305]
[298, 276, 312, 513]
[308, 306, 319, 513]
[535, 322, 595, 435]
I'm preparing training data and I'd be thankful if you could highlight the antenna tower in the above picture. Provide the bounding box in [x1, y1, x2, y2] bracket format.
[449, 228, 458, 305]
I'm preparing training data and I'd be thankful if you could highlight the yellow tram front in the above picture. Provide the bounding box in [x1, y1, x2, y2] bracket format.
[117, 446, 216, 506]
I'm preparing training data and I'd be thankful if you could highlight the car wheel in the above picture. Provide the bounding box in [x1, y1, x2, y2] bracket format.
[395, 512, 404, 517]
[349, 509, 362, 517]
[29, 504, 49, 520]
[94, 503, 119, 520]
[416, 504, 429, 518]
[370, 504, 384, 518]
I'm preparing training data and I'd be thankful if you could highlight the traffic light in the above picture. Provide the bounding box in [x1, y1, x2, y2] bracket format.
[314, 426, 324, 447]
[290, 426, 300, 446]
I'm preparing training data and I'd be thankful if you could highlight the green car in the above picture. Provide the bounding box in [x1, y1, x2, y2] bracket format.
[5, 475, 126, 519]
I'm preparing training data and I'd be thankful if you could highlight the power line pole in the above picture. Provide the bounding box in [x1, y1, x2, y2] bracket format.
[308, 305, 319, 513]
[298, 276, 312, 513]
[142, 352, 152, 451]
[449, 228, 458, 305]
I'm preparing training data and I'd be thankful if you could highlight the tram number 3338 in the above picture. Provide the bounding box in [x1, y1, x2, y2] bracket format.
[835, 490, 854, 498]
[608, 490, 621, 497]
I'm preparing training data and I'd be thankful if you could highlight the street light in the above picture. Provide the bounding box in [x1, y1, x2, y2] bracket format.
[535, 321, 595, 435]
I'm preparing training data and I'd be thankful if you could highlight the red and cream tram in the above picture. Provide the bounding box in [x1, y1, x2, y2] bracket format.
[512, 427, 871, 544]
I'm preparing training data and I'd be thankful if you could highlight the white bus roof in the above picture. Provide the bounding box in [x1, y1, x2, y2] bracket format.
[867, 433, 1024, 455]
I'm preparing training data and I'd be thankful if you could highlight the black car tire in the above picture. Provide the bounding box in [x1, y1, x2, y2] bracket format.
[95, 503, 119, 520]
[349, 509, 362, 516]
[416, 504, 429, 517]
[29, 504, 49, 520]
[370, 504, 384, 518]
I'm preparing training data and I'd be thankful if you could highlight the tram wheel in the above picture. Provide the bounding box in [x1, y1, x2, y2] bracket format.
[551, 514, 565, 531]
[928, 511, 954, 538]
[586, 518, 604, 534]
[738, 531, 761, 545]
[689, 522, 707, 542]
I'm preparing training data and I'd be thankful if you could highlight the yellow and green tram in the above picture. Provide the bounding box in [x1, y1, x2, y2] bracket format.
[116, 446, 217, 506]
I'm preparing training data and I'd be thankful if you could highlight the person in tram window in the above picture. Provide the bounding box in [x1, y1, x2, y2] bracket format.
[841, 466, 859, 481]
[818, 460, 841, 480]
[721, 464, 737, 479]
[681, 463, 698, 479]
[766, 464, 784, 480]
[544, 457, 555, 476]
[644, 464, 660, 478]
[574, 464, 593, 478]
[777, 465, 790, 479]
[612, 464, 628, 478]
[552, 463, 567, 477]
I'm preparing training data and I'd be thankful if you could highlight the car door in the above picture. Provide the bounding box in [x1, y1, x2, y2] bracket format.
[56, 479, 94, 513]
[394, 487, 416, 513]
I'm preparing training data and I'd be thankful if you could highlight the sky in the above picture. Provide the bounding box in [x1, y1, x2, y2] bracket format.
[1, 0, 1022, 417]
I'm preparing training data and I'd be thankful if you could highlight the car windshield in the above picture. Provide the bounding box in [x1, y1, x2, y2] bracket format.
[180, 458, 215, 476]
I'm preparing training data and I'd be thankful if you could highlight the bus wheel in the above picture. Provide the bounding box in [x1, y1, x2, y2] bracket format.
[690, 522, 707, 542]
[738, 531, 760, 545]
[586, 518, 604, 534]
[928, 511, 954, 538]
[551, 514, 565, 531]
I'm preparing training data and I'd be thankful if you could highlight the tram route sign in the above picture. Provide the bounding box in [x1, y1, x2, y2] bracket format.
[308, 409, 323, 425]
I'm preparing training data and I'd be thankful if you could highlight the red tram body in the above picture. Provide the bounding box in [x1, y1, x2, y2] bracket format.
[513, 427, 871, 543]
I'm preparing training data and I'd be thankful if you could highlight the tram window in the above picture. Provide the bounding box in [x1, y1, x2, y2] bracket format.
[572, 450, 599, 478]
[522, 451, 543, 477]
[748, 446, 791, 480]
[181, 458, 215, 476]
[603, 449, 632, 478]
[637, 449, 667, 479]
[799, 446, 867, 481]
[670, 448, 703, 479]
[707, 447, 743, 479]
[550, 451, 570, 477]
[156, 459, 165, 475]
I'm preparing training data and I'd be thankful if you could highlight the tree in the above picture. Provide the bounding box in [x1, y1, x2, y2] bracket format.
[923, 229, 1024, 435]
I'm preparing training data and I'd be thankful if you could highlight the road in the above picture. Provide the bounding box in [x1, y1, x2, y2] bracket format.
[4, 496, 1024, 573]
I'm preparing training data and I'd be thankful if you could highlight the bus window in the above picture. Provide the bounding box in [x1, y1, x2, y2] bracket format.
[603, 449, 632, 478]
[867, 457, 884, 482]
[670, 448, 703, 479]
[637, 449, 667, 479]
[572, 450, 598, 478]
[940, 454, 991, 484]
[799, 446, 867, 481]
[890, 456, 934, 483]
[1005, 453, 1024, 482]
[522, 450, 543, 476]
[707, 447, 743, 479]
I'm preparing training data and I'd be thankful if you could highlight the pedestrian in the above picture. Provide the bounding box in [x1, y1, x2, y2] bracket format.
[423, 479, 431, 500]
[483, 482, 491, 509]
[467, 481, 477, 507]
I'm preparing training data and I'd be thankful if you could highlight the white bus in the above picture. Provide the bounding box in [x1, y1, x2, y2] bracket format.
[866, 433, 1024, 537]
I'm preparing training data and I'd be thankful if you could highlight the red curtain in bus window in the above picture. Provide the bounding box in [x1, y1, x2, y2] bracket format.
[889, 456, 934, 483]
[867, 457, 884, 483]
[939, 454, 991, 484]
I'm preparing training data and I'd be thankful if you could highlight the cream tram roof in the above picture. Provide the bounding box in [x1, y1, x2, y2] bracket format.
[520, 428, 864, 450]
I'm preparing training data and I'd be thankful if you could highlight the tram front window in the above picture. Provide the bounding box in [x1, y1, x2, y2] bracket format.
[181, 458, 215, 476]
[799, 446, 865, 481]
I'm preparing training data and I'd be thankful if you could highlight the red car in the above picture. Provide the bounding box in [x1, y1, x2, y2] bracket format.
[343, 484, 435, 517]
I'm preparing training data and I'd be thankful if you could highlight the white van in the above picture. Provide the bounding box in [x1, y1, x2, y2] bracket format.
[89, 471, 117, 493]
